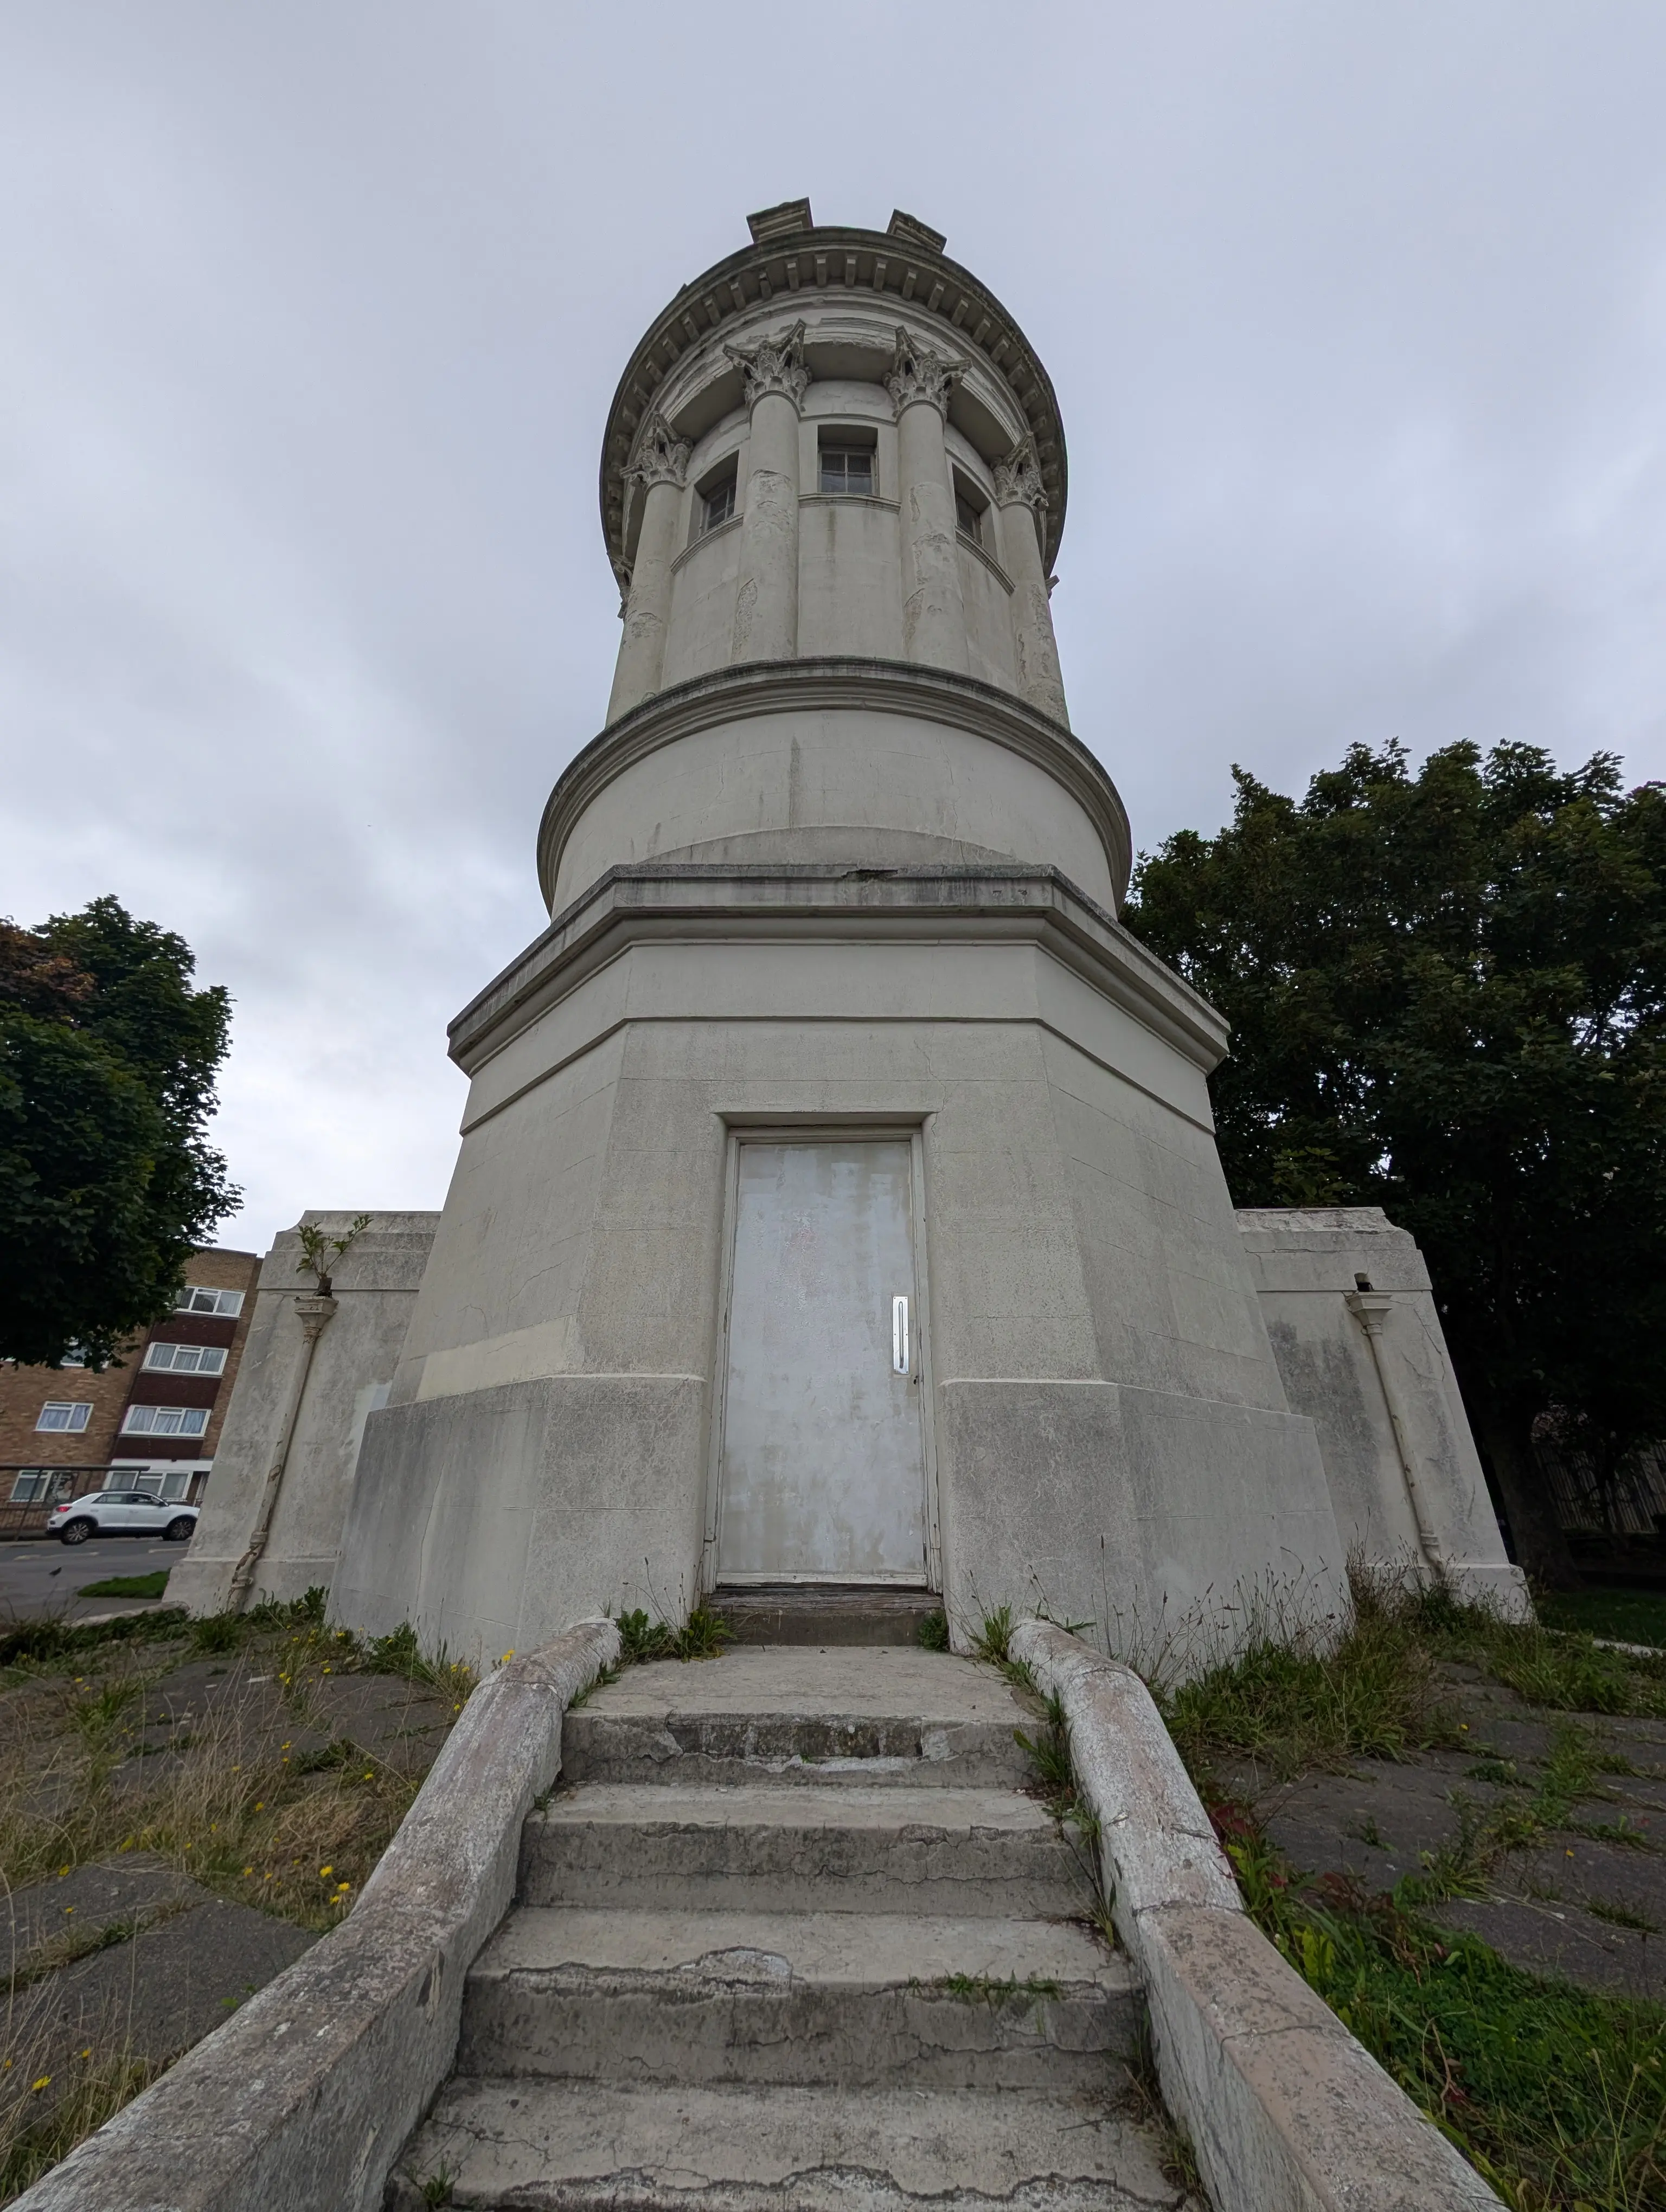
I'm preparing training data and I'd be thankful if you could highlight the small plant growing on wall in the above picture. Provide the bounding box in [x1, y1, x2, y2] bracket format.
[294, 1213, 370, 1298]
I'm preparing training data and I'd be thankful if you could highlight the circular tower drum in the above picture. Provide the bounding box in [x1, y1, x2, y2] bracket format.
[331, 205, 1375, 1655]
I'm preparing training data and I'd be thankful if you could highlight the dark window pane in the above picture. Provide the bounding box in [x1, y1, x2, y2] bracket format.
[956, 493, 981, 540]
[847, 453, 873, 494]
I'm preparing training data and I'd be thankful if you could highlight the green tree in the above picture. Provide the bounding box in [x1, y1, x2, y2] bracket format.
[1124, 740, 1666, 1591]
[0, 896, 239, 1369]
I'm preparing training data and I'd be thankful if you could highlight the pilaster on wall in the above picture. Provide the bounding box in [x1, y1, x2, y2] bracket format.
[886, 325, 970, 675]
[168, 1213, 439, 1616]
[1235, 1207, 1530, 1618]
[726, 321, 809, 666]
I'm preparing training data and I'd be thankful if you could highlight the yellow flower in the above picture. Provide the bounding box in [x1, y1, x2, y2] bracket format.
[64, 1906, 74, 1916]
[500, 1650, 514, 1664]
[319, 1864, 333, 1877]
[243, 1867, 254, 1877]
[31, 2077, 50, 2093]
[57, 1865, 69, 1877]
[80, 2049, 90, 2059]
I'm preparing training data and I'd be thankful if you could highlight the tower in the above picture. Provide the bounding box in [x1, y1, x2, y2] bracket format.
[307, 202, 1518, 1656]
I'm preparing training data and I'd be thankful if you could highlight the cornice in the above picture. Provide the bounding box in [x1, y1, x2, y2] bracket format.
[536, 658, 1131, 915]
[600, 226, 1067, 577]
[448, 863, 1229, 1085]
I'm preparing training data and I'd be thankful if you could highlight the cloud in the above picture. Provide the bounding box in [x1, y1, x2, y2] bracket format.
[3, 0, 1663, 1246]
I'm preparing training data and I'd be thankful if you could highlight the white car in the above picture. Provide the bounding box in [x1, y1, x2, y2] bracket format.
[48, 1493, 199, 1545]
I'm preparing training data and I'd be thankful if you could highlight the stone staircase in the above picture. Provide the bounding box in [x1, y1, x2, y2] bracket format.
[388, 1648, 1190, 2210]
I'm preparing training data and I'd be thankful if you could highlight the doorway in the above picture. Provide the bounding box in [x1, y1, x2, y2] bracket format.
[714, 1137, 931, 1585]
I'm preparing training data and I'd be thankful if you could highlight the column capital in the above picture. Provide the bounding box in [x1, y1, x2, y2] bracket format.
[993, 434, 1047, 514]
[723, 319, 810, 412]
[885, 326, 966, 417]
[625, 411, 692, 491]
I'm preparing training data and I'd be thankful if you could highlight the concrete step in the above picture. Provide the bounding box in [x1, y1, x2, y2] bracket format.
[522, 1783, 1092, 1917]
[562, 1648, 1035, 1790]
[388, 2078, 1181, 2211]
[459, 1905, 1136, 2090]
[714, 1582, 941, 1647]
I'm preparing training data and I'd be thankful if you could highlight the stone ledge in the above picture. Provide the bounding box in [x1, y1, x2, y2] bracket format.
[10, 1619, 620, 2212]
[1007, 1618, 1501, 2212]
[534, 656, 1131, 912]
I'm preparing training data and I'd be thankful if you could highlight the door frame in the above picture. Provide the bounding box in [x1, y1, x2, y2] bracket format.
[701, 1118, 941, 1594]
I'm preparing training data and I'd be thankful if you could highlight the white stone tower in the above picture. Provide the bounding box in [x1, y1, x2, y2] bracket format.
[298, 201, 1519, 1658]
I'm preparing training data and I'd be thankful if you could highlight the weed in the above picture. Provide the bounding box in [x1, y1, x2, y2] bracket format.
[935, 1972, 1061, 2008]
[972, 1605, 1014, 1666]
[1015, 1691, 1074, 1802]
[612, 1606, 732, 1665]
[917, 1609, 950, 1652]
[1588, 1899, 1663, 1935]
[189, 1615, 244, 1655]
[417, 2165, 458, 2207]
[1465, 1758, 1525, 1789]
[1124, 2020, 1204, 2196]
[671, 1607, 732, 1662]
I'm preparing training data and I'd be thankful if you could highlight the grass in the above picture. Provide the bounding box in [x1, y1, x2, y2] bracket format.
[0, 2029, 162, 2205]
[1135, 1565, 1666, 2209]
[613, 1606, 732, 1664]
[1541, 1589, 1666, 1650]
[75, 1573, 169, 1602]
[1161, 1568, 1666, 1786]
[0, 1597, 476, 2194]
[916, 1608, 950, 1652]
[1214, 1802, 1666, 2210]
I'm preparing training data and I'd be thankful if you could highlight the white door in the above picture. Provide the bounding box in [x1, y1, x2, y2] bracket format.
[716, 1139, 928, 1584]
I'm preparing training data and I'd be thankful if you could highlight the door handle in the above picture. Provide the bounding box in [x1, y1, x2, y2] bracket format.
[892, 1295, 911, 1375]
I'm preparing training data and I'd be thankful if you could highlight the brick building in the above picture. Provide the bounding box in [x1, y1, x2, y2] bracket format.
[1, 1245, 260, 1526]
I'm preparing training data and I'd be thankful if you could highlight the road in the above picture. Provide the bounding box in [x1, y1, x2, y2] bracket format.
[0, 1534, 184, 1624]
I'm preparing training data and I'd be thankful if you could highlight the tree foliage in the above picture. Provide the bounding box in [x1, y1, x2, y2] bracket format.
[1123, 740, 1666, 1587]
[0, 896, 239, 1368]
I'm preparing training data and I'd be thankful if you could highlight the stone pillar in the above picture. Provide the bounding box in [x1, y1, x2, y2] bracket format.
[994, 436, 1069, 728]
[885, 327, 970, 675]
[606, 413, 691, 723]
[725, 320, 809, 665]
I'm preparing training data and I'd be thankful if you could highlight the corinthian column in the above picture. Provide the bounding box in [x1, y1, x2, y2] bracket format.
[725, 320, 809, 666]
[885, 327, 969, 675]
[607, 413, 691, 722]
[993, 436, 1068, 728]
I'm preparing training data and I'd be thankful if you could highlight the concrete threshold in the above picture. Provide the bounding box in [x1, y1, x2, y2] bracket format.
[714, 1582, 940, 1646]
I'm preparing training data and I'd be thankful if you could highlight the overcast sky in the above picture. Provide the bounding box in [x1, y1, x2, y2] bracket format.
[4, 2, 1664, 1252]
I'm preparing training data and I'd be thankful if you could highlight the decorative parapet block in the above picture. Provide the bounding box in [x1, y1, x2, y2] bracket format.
[625, 411, 691, 491]
[723, 319, 810, 411]
[885, 324, 966, 416]
[993, 433, 1047, 513]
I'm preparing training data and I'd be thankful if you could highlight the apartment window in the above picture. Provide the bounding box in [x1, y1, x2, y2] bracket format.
[144, 1342, 227, 1376]
[819, 446, 875, 498]
[121, 1405, 210, 1437]
[10, 1470, 75, 1505]
[121, 1469, 193, 1500]
[954, 483, 986, 545]
[175, 1285, 244, 1317]
[36, 1402, 92, 1433]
